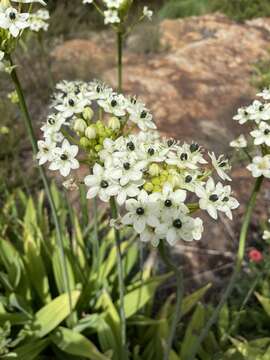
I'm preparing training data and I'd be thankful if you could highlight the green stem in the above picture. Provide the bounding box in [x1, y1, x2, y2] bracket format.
[158, 242, 183, 360]
[93, 197, 100, 272]
[110, 197, 127, 360]
[187, 176, 264, 360]
[117, 31, 123, 92]
[8, 55, 73, 313]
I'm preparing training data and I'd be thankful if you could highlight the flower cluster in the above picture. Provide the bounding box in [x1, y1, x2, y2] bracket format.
[83, 0, 153, 25]
[0, 0, 48, 41]
[232, 89, 270, 178]
[37, 80, 238, 246]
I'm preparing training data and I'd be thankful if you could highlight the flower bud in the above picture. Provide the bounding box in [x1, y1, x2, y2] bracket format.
[82, 107, 94, 121]
[85, 125, 97, 140]
[80, 137, 90, 148]
[119, 0, 133, 17]
[108, 116, 121, 131]
[148, 164, 160, 177]
[169, 174, 181, 188]
[144, 182, 154, 193]
[74, 118, 87, 133]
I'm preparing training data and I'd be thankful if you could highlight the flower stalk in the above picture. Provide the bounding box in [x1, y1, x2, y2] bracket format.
[8, 55, 73, 313]
[158, 241, 184, 360]
[187, 175, 264, 360]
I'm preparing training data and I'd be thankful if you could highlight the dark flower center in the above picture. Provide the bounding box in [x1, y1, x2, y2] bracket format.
[223, 197, 229, 202]
[164, 199, 172, 207]
[167, 139, 174, 147]
[140, 111, 147, 119]
[60, 154, 68, 161]
[148, 148, 155, 156]
[259, 105, 264, 111]
[190, 143, 199, 153]
[127, 142, 135, 151]
[111, 99, 117, 107]
[123, 162, 130, 170]
[48, 118, 55, 125]
[68, 99, 75, 106]
[100, 180, 109, 189]
[219, 162, 227, 167]
[209, 194, 219, 202]
[264, 129, 270, 135]
[136, 207, 145, 216]
[180, 153, 188, 161]
[185, 175, 192, 183]
[9, 12, 16, 20]
[173, 219, 182, 229]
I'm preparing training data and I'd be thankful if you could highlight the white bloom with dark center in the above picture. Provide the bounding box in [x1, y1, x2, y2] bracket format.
[104, 9, 120, 24]
[122, 190, 160, 234]
[36, 139, 56, 165]
[0, 7, 29, 37]
[12, 0, 46, 5]
[157, 210, 202, 245]
[98, 93, 127, 117]
[29, 9, 49, 32]
[217, 185, 239, 220]
[49, 139, 79, 177]
[84, 163, 119, 202]
[55, 95, 89, 119]
[110, 157, 144, 186]
[247, 156, 270, 178]
[209, 152, 231, 181]
[230, 134, 247, 148]
[41, 113, 66, 135]
[250, 121, 270, 146]
[128, 102, 156, 131]
[116, 181, 143, 206]
[246, 100, 270, 123]
[233, 107, 250, 124]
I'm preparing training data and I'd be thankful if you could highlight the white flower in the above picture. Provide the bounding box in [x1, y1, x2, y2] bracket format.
[29, 9, 49, 32]
[104, 0, 122, 8]
[230, 134, 247, 148]
[83, 0, 93, 4]
[263, 230, 270, 241]
[110, 157, 144, 186]
[104, 9, 120, 24]
[55, 95, 89, 119]
[0, 7, 29, 37]
[128, 102, 156, 131]
[247, 155, 270, 178]
[49, 139, 79, 177]
[140, 226, 161, 247]
[84, 163, 119, 202]
[209, 152, 231, 181]
[143, 6, 153, 20]
[233, 107, 250, 124]
[257, 88, 270, 100]
[116, 181, 143, 206]
[250, 121, 270, 146]
[122, 190, 160, 234]
[41, 113, 66, 135]
[246, 100, 270, 123]
[195, 177, 238, 220]
[0, 50, 5, 72]
[98, 93, 127, 117]
[11, 0, 46, 5]
[157, 210, 202, 245]
[36, 139, 56, 165]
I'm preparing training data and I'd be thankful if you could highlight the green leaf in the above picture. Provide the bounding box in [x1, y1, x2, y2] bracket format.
[180, 303, 206, 358]
[182, 284, 211, 316]
[0, 238, 22, 289]
[6, 339, 49, 360]
[255, 292, 270, 318]
[30, 290, 80, 338]
[51, 326, 110, 360]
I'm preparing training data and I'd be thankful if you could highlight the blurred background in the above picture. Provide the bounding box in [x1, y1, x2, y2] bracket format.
[1, 0, 270, 288]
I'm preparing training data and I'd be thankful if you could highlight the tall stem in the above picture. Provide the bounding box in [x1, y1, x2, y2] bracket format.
[187, 176, 264, 360]
[8, 55, 73, 312]
[159, 242, 184, 360]
[117, 31, 123, 92]
[110, 197, 127, 359]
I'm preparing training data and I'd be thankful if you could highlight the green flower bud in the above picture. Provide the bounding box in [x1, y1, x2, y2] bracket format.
[148, 164, 160, 177]
[82, 107, 94, 121]
[169, 174, 181, 188]
[153, 185, 161, 193]
[152, 177, 160, 186]
[144, 182, 154, 193]
[80, 137, 90, 148]
[85, 125, 97, 140]
[74, 118, 87, 133]
[95, 144, 103, 152]
[108, 116, 121, 131]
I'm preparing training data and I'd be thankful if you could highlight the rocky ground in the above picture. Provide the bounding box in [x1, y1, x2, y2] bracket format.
[49, 14, 270, 288]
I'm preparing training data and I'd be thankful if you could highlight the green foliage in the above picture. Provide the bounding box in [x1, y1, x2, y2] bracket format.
[0, 188, 211, 359]
[159, 0, 210, 20]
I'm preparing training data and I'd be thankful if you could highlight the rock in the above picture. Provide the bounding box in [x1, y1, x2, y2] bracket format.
[51, 14, 270, 285]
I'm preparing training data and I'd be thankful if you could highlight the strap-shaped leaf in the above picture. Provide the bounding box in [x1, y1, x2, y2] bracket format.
[30, 290, 80, 338]
[9, 339, 49, 360]
[51, 326, 110, 360]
